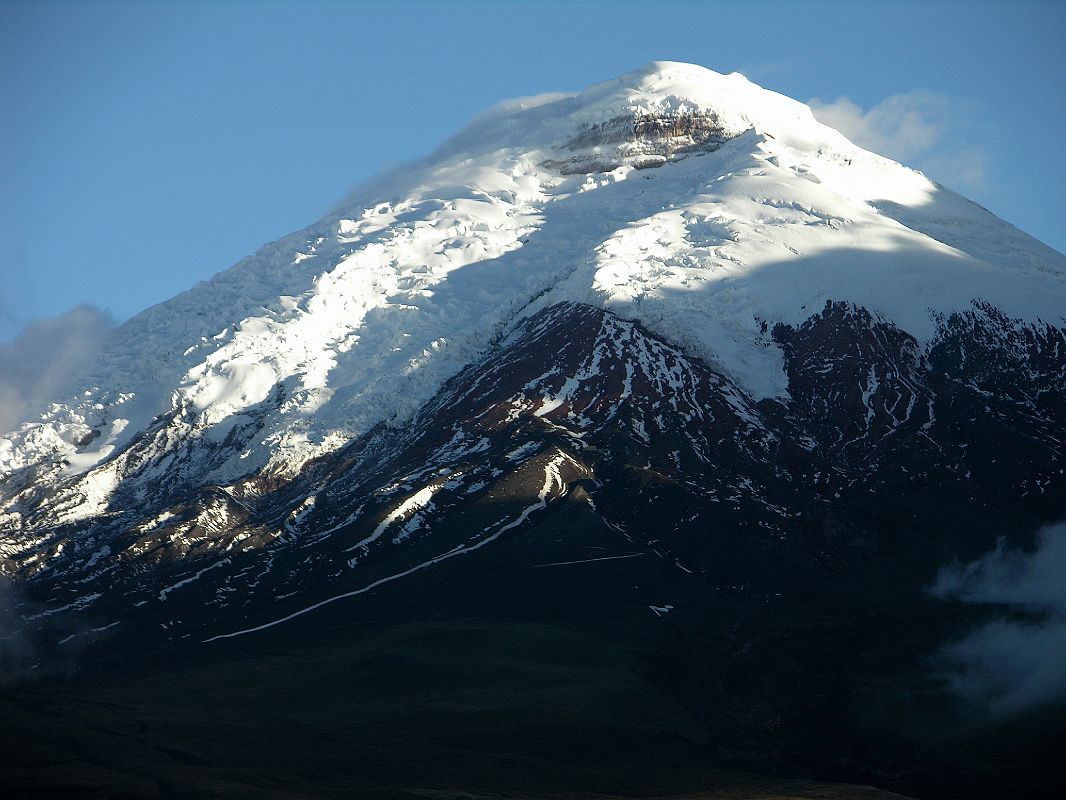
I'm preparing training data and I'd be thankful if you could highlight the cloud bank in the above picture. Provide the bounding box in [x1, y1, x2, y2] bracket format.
[809, 91, 987, 192]
[0, 305, 114, 433]
[931, 522, 1066, 715]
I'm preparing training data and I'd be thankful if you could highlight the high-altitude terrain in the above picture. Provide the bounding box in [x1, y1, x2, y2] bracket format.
[2, 63, 1064, 799]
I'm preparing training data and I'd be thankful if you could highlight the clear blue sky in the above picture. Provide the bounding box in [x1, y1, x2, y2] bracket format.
[2, 0, 1064, 342]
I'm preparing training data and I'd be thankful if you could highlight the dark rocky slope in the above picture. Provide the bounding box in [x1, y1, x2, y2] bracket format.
[3, 299, 1065, 799]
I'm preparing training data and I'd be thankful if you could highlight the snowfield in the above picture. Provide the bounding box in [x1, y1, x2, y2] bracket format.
[2, 61, 1065, 531]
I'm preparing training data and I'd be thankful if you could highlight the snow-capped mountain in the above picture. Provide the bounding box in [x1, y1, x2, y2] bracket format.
[4, 60, 1066, 799]
[3, 54, 1065, 636]
[4, 62, 1063, 522]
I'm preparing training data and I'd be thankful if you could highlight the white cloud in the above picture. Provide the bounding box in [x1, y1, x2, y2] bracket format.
[0, 305, 114, 433]
[809, 91, 987, 191]
[931, 522, 1066, 715]
[920, 146, 989, 195]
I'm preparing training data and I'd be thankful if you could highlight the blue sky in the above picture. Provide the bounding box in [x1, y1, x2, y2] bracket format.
[2, 0, 1064, 343]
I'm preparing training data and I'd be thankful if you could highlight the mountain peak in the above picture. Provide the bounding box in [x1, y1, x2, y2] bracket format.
[436, 61, 829, 166]
[594, 59, 747, 96]
[591, 60, 783, 111]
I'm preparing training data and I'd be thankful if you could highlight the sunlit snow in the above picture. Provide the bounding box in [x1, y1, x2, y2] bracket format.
[2, 62, 1064, 537]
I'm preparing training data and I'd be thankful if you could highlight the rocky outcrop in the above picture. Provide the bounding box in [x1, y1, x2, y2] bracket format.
[544, 110, 734, 173]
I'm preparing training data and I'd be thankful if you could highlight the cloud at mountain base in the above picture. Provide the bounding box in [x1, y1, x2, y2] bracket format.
[0, 305, 114, 433]
[931, 522, 1066, 715]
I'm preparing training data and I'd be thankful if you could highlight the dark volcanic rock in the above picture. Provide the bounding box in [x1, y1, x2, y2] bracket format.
[5, 299, 1066, 799]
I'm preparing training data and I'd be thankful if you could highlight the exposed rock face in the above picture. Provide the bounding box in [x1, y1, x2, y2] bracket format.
[929, 299, 1066, 427]
[544, 110, 733, 173]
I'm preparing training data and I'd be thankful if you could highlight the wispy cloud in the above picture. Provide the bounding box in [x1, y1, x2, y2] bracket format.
[809, 91, 987, 192]
[0, 305, 114, 433]
[930, 522, 1066, 715]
